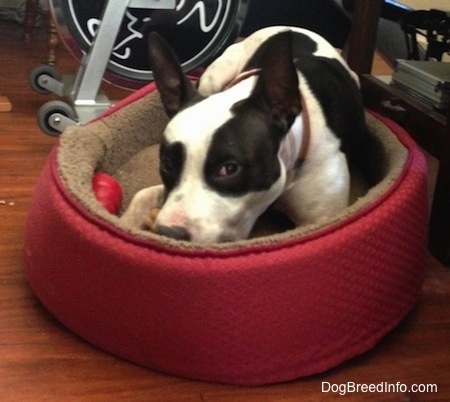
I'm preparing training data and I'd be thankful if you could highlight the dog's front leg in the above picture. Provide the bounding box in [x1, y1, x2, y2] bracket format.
[120, 184, 165, 230]
[275, 154, 351, 226]
[275, 183, 350, 227]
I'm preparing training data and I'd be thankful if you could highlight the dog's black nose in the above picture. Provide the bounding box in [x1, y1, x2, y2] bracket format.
[155, 225, 191, 241]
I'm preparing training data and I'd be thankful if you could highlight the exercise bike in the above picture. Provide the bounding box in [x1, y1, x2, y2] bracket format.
[29, 0, 248, 136]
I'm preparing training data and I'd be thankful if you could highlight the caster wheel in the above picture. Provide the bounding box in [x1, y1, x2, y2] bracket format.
[38, 100, 76, 137]
[29, 64, 61, 95]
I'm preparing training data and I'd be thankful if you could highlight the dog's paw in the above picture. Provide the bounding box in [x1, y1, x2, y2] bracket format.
[144, 208, 161, 232]
[120, 185, 164, 230]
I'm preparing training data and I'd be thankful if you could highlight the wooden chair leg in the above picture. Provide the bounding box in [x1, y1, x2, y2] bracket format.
[47, 12, 59, 65]
[345, 0, 383, 74]
[24, 0, 39, 42]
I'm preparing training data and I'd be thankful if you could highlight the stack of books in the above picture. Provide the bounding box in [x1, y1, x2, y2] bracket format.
[392, 60, 450, 113]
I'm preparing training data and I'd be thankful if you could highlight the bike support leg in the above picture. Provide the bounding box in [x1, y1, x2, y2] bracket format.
[70, 0, 175, 123]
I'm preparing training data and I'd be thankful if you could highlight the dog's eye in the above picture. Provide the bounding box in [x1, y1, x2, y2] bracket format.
[217, 162, 241, 178]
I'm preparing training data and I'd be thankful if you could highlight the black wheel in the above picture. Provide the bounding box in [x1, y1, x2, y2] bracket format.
[49, 0, 248, 89]
[37, 100, 76, 137]
[29, 64, 62, 94]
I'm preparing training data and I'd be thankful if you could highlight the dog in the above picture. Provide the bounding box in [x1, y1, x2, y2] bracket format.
[121, 26, 382, 243]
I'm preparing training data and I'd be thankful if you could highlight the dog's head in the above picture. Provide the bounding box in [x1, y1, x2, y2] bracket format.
[148, 32, 301, 243]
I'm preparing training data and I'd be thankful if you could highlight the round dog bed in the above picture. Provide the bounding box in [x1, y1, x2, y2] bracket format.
[24, 83, 428, 386]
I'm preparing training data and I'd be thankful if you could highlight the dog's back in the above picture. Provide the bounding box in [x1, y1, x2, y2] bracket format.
[200, 27, 384, 187]
[285, 34, 385, 186]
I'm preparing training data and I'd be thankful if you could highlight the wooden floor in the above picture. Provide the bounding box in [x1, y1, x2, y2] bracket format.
[1, 20, 449, 401]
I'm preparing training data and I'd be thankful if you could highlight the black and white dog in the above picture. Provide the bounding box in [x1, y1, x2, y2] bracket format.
[121, 26, 382, 243]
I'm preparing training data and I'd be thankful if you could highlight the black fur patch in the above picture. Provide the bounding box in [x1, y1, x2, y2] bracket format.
[247, 31, 384, 185]
[204, 104, 282, 196]
[159, 139, 186, 192]
[245, 32, 318, 70]
[293, 55, 384, 185]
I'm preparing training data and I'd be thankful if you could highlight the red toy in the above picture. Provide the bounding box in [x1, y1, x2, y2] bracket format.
[92, 173, 122, 215]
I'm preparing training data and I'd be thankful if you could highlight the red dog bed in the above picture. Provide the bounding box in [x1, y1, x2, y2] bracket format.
[24, 83, 428, 385]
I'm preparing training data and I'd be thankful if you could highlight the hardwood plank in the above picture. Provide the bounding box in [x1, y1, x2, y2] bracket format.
[0, 20, 449, 401]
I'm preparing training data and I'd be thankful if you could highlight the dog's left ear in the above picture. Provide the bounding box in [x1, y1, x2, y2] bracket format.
[251, 32, 302, 130]
[148, 32, 200, 117]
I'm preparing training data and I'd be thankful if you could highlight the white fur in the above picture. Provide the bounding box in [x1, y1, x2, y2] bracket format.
[198, 25, 359, 96]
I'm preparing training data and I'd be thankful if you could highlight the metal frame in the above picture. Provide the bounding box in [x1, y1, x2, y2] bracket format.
[37, 0, 176, 133]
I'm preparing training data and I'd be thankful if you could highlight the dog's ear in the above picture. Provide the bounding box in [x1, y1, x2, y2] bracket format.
[251, 32, 302, 130]
[148, 32, 199, 117]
